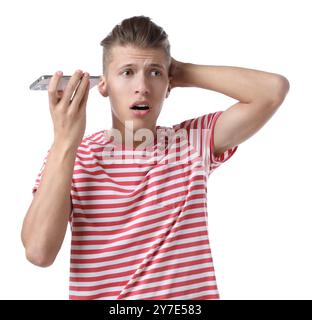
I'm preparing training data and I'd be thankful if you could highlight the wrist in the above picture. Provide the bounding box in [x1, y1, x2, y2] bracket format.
[52, 140, 79, 154]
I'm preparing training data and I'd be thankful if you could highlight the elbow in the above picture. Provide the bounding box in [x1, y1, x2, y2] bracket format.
[23, 242, 56, 268]
[21, 220, 56, 268]
[270, 75, 290, 107]
[25, 248, 55, 268]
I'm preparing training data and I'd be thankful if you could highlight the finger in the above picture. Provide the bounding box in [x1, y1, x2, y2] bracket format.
[70, 73, 90, 110]
[56, 90, 64, 101]
[79, 78, 90, 111]
[62, 70, 84, 105]
[48, 71, 63, 106]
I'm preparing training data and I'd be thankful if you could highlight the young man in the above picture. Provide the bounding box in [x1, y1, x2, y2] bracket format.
[21, 16, 289, 300]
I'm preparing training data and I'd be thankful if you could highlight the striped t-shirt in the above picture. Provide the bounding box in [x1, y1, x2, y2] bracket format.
[32, 111, 238, 300]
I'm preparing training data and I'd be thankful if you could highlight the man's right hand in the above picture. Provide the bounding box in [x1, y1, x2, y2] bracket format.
[48, 70, 90, 149]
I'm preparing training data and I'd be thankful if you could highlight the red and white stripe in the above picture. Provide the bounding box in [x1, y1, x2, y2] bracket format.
[33, 111, 238, 300]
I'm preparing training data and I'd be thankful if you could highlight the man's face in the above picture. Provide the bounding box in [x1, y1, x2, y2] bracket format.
[98, 45, 171, 138]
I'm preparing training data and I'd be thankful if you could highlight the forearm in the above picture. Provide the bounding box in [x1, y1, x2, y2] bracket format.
[173, 62, 289, 104]
[21, 143, 77, 267]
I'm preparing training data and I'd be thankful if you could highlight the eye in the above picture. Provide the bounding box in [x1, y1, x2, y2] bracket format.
[151, 70, 161, 77]
[121, 69, 133, 76]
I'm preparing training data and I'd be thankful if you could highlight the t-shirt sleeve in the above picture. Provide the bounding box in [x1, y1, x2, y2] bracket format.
[173, 111, 238, 176]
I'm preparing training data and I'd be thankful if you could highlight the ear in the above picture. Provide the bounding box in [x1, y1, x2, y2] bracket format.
[165, 78, 172, 98]
[98, 75, 109, 97]
[165, 86, 171, 98]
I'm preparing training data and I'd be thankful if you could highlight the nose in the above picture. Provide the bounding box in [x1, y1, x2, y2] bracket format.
[134, 74, 150, 95]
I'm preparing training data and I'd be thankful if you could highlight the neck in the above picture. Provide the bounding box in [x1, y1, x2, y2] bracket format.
[109, 121, 157, 148]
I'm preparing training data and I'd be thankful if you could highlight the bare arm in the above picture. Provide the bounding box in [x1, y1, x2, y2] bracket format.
[169, 60, 290, 156]
[21, 70, 90, 267]
[21, 143, 77, 267]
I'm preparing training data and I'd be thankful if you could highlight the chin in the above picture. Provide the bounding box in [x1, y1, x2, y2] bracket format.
[130, 120, 152, 131]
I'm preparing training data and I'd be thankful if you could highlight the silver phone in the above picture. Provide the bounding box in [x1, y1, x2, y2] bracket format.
[29, 75, 100, 91]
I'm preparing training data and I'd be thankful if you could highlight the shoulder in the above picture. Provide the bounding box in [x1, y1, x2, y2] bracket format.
[172, 111, 221, 131]
[79, 129, 109, 147]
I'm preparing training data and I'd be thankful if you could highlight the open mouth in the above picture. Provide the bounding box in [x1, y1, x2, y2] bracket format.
[130, 104, 150, 110]
[130, 104, 151, 117]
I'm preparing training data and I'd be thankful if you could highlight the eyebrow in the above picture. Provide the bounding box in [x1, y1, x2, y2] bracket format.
[118, 63, 166, 71]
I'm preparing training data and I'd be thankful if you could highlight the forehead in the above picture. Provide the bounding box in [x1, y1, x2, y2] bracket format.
[108, 45, 169, 69]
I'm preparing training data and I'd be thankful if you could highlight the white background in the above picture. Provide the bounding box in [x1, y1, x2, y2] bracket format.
[0, 0, 311, 299]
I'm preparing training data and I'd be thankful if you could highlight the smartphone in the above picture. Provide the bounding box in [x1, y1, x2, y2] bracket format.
[29, 75, 100, 91]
